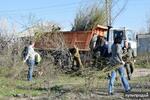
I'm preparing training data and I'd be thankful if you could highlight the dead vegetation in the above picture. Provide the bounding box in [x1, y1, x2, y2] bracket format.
[0, 14, 149, 100]
[71, 2, 106, 31]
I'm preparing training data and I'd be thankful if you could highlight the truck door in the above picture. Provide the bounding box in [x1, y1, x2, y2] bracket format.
[126, 30, 137, 56]
[113, 30, 126, 47]
[107, 29, 126, 53]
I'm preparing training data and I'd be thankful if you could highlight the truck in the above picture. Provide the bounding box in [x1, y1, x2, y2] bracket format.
[62, 25, 137, 56]
[107, 27, 137, 56]
[35, 25, 137, 70]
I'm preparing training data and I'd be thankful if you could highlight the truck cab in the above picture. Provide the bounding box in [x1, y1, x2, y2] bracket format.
[106, 28, 137, 56]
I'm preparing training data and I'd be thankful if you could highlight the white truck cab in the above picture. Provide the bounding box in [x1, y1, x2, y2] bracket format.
[106, 27, 137, 56]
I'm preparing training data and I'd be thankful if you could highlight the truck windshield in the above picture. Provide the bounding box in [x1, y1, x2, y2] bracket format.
[113, 30, 126, 40]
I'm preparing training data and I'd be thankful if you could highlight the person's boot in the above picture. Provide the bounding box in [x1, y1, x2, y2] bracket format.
[127, 74, 131, 80]
[108, 92, 114, 95]
[125, 87, 132, 93]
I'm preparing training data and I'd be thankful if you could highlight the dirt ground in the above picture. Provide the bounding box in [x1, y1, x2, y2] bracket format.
[2, 68, 150, 100]
[132, 68, 150, 77]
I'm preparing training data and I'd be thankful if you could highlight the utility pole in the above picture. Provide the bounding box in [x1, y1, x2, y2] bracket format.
[105, 0, 112, 26]
[105, 0, 112, 41]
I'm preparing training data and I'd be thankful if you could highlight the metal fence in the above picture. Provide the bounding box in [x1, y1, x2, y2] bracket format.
[137, 34, 150, 56]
